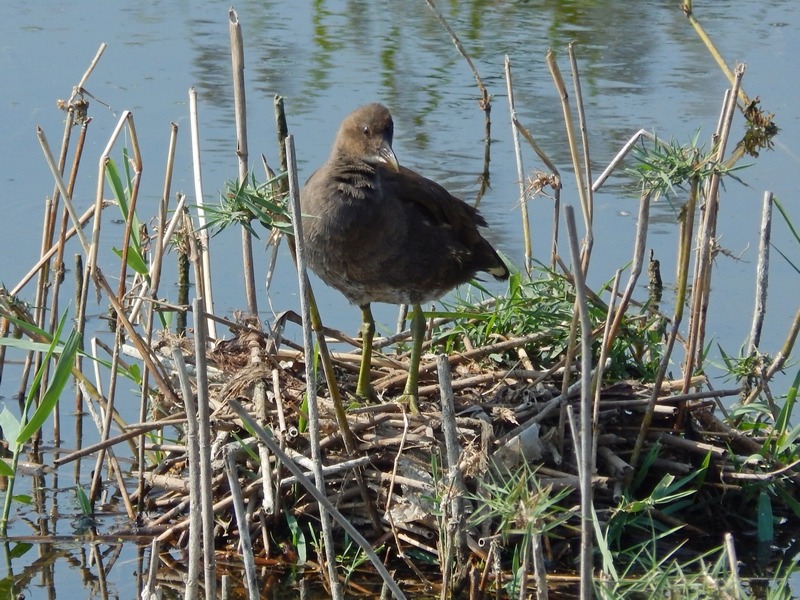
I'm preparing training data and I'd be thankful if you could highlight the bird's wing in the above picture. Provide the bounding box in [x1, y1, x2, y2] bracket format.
[382, 166, 488, 238]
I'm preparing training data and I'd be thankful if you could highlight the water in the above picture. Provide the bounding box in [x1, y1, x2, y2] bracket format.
[0, 1, 798, 596]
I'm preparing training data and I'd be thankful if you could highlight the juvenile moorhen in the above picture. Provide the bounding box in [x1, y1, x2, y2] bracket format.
[300, 103, 508, 412]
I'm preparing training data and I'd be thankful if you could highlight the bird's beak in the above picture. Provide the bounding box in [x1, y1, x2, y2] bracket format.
[378, 138, 400, 172]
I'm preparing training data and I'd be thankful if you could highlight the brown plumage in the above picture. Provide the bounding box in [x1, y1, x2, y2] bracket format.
[300, 103, 508, 411]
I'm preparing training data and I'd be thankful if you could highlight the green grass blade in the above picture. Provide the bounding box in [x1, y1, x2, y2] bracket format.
[17, 327, 81, 445]
[112, 245, 150, 276]
[0, 407, 20, 456]
[775, 368, 800, 435]
[757, 489, 774, 545]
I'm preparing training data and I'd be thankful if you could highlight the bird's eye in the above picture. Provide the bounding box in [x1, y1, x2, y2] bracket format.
[362, 126, 370, 136]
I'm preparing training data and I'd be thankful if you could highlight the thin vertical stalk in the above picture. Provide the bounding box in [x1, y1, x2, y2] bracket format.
[511, 119, 562, 269]
[547, 51, 591, 262]
[87, 329, 131, 518]
[724, 533, 742, 597]
[229, 8, 257, 315]
[87, 111, 135, 277]
[437, 354, 466, 599]
[224, 448, 260, 600]
[742, 308, 800, 406]
[52, 117, 90, 442]
[593, 270, 621, 463]
[189, 88, 217, 339]
[285, 135, 342, 600]
[274, 96, 289, 193]
[143, 539, 161, 599]
[630, 179, 698, 472]
[564, 206, 594, 600]
[137, 122, 179, 510]
[192, 297, 217, 599]
[748, 191, 773, 352]
[605, 192, 651, 345]
[568, 43, 594, 249]
[684, 66, 743, 387]
[172, 349, 201, 600]
[33, 107, 75, 440]
[129, 122, 178, 322]
[504, 55, 532, 275]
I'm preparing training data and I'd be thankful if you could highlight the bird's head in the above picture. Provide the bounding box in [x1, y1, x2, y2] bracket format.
[334, 103, 400, 172]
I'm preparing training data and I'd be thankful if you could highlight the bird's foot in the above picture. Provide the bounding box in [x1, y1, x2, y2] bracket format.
[395, 392, 421, 416]
[354, 383, 378, 403]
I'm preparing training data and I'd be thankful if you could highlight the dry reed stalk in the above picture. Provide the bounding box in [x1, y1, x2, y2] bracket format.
[144, 539, 160, 599]
[564, 206, 594, 600]
[129, 122, 178, 322]
[684, 66, 743, 388]
[35, 126, 96, 421]
[137, 123, 179, 508]
[172, 348, 201, 599]
[628, 172, 701, 473]
[36, 127, 92, 256]
[85, 112, 143, 508]
[547, 50, 592, 264]
[748, 191, 773, 352]
[723, 532, 742, 596]
[682, 1, 750, 108]
[34, 107, 77, 441]
[592, 270, 621, 463]
[259, 396, 277, 518]
[58, 120, 91, 438]
[511, 118, 562, 270]
[281, 198, 383, 532]
[53, 420, 164, 468]
[87, 111, 140, 279]
[423, 0, 490, 109]
[274, 96, 289, 185]
[437, 354, 467, 598]
[285, 135, 343, 600]
[278, 455, 373, 487]
[592, 129, 657, 192]
[192, 297, 217, 599]
[606, 191, 651, 346]
[568, 43, 593, 242]
[229, 8, 257, 315]
[188, 88, 217, 339]
[224, 448, 260, 600]
[87, 329, 136, 519]
[375, 331, 552, 393]
[424, 0, 492, 210]
[504, 55, 533, 275]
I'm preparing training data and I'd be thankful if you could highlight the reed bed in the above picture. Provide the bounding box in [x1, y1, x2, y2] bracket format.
[0, 4, 796, 600]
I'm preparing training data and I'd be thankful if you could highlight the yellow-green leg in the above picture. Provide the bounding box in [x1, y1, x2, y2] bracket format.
[397, 303, 423, 414]
[356, 304, 376, 401]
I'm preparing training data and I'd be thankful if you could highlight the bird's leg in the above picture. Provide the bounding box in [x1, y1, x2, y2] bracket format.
[398, 303, 424, 415]
[355, 304, 376, 400]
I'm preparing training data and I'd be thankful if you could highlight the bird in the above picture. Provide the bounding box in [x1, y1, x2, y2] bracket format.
[300, 103, 508, 413]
